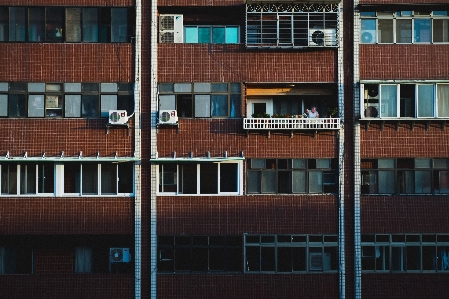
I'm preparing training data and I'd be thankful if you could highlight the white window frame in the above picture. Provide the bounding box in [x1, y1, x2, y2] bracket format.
[157, 160, 243, 196]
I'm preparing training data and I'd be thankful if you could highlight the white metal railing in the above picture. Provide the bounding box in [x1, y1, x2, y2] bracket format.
[243, 118, 341, 130]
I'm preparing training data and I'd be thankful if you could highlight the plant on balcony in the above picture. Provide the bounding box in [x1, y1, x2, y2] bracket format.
[252, 113, 271, 118]
[272, 113, 291, 118]
[327, 107, 338, 118]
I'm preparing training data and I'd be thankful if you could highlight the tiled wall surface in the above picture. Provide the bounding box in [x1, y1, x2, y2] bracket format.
[0, 197, 134, 234]
[0, 119, 134, 158]
[156, 119, 339, 158]
[360, 124, 449, 157]
[158, 275, 339, 299]
[0, 274, 134, 299]
[157, 195, 338, 235]
[0, 0, 133, 5]
[158, 44, 337, 83]
[359, 0, 449, 4]
[157, 0, 244, 6]
[0, 44, 133, 83]
[361, 196, 449, 232]
[360, 45, 449, 80]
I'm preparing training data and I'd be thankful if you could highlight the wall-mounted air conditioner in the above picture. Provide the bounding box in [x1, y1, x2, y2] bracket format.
[108, 110, 128, 125]
[158, 110, 178, 125]
[309, 28, 336, 46]
[110, 247, 131, 263]
[361, 30, 376, 43]
[159, 14, 183, 43]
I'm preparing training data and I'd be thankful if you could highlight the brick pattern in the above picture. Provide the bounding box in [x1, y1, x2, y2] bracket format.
[360, 124, 449, 158]
[34, 249, 74, 273]
[0, 119, 134, 158]
[0, 197, 134, 234]
[361, 196, 449, 233]
[157, 119, 339, 158]
[1, 0, 133, 5]
[359, 0, 449, 4]
[0, 44, 133, 83]
[0, 274, 134, 299]
[158, 44, 337, 83]
[157, 0, 243, 5]
[157, 195, 338, 235]
[158, 275, 339, 299]
[360, 45, 449, 80]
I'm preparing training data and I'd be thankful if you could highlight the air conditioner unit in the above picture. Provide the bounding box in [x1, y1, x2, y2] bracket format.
[110, 247, 131, 263]
[361, 30, 376, 43]
[309, 252, 331, 271]
[158, 110, 178, 125]
[108, 110, 128, 125]
[159, 14, 183, 43]
[309, 29, 336, 46]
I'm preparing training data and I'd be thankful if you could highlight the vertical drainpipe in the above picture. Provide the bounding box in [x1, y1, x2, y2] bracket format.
[134, 0, 142, 298]
[150, 1, 158, 299]
[337, 2, 346, 299]
[353, 1, 362, 299]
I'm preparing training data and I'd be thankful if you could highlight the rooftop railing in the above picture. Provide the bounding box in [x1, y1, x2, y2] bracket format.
[243, 117, 341, 130]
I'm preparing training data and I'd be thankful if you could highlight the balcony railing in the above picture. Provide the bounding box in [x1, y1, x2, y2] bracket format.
[243, 118, 341, 130]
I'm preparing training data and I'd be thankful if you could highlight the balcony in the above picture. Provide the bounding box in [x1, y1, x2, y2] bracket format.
[243, 117, 340, 137]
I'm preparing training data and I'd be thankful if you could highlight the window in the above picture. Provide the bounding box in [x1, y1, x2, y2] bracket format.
[184, 26, 239, 44]
[157, 161, 243, 195]
[360, 10, 449, 44]
[0, 161, 134, 196]
[247, 158, 338, 194]
[246, 3, 338, 48]
[0, 6, 134, 43]
[0, 82, 134, 118]
[361, 83, 449, 118]
[158, 83, 241, 118]
[361, 158, 449, 195]
[245, 234, 338, 273]
[157, 235, 242, 273]
[362, 234, 449, 272]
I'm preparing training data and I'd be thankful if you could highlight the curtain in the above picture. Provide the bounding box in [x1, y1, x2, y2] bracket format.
[75, 246, 92, 273]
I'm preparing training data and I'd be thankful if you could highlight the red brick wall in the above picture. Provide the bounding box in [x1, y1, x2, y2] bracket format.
[157, 195, 338, 235]
[0, 119, 134, 158]
[158, 44, 337, 83]
[360, 124, 449, 158]
[157, 0, 244, 6]
[34, 249, 74, 273]
[156, 119, 338, 158]
[359, 0, 449, 4]
[0, 274, 134, 299]
[360, 45, 449, 80]
[0, 197, 134, 234]
[0, 0, 133, 5]
[158, 274, 339, 299]
[0, 44, 133, 83]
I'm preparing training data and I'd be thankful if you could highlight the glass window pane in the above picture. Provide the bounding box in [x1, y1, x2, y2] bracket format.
[28, 95, 45, 117]
[64, 163, 80, 193]
[378, 158, 395, 168]
[247, 171, 261, 193]
[193, 83, 211, 93]
[0, 83, 8, 92]
[65, 83, 82, 92]
[101, 83, 118, 92]
[82, 95, 99, 118]
[230, 94, 241, 118]
[211, 83, 228, 92]
[439, 171, 449, 194]
[211, 95, 228, 116]
[433, 19, 449, 43]
[159, 95, 176, 110]
[415, 158, 431, 168]
[194, 95, 210, 117]
[361, 19, 376, 43]
[437, 84, 449, 117]
[200, 164, 218, 194]
[309, 171, 323, 193]
[83, 8, 99, 42]
[65, 95, 81, 117]
[9, 7, 26, 42]
[159, 83, 174, 93]
[45, 7, 64, 42]
[66, 8, 82, 42]
[0, 94, 7, 116]
[396, 19, 412, 43]
[185, 27, 198, 43]
[414, 19, 431, 43]
[82, 164, 98, 194]
[0, 7, 8, 41]
[220, 163, 238, 192]
[261, 171, 276, 193]
[316, 159, 330, 169]
[380, 85, 397, 117]
[415, 170, 431, 193]
[100, 95, 117, 117]
[378, 170, 395, 193]
[28, 83, 45, 92]
[378, 19, 393, 43]
[212, 27, 225, 43]
[28, 8, 45, 42]
[198, 27, 211, 43]
[1, 164, 17, 194]
[20, 164, 36, 194]
[101, 163, 116, 194]
[111, 8, 127, 42]
[45, 95, 63, 117]
[261, 247, 275, 271]
[292, 171, 306, 193]
[417, 85, 434, 117]
[118, 162, 133, 193]
[9, 94, 26, 117]
[174, 83, 191, 93]
[225, 27, 238, 43]
[38, 163, 54, 194]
